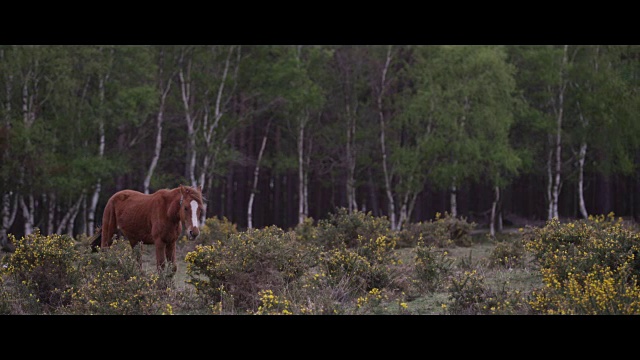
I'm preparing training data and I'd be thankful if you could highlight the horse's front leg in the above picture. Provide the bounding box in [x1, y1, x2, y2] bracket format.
[130, 240, 143, 269]
[165, 241, 178, 274]
[155, 241, 167, 271]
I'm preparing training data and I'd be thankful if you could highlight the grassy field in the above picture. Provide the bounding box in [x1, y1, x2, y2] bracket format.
[131, 228, 543, 315]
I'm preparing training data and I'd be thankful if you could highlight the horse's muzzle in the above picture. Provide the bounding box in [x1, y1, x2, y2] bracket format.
[189, 227, 200, 239]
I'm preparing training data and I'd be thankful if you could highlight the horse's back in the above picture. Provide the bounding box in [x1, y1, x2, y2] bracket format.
[104, 188, 172, 245]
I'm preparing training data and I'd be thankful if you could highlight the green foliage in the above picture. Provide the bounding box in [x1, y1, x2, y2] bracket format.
[184, 225, 320, 313]
[198, 216, 238, 245]
[315, 233, 402, 298]
[293, 216, 318, 243]
[314, 207, 392, 249]
[398, 212, 476, 248]
[412, 239, 454, 293]
[524, 214, 640, 314]
[446, 269, 530, 315]
[62, 239, 169, 315]
[488, 239, 525, 269]
[0, 229, 81, 313]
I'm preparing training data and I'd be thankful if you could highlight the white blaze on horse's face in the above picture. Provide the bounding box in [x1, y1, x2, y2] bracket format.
[190, 200, 199, 228]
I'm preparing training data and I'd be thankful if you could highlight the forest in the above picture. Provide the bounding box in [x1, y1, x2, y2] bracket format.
[1, 45, 639, 249]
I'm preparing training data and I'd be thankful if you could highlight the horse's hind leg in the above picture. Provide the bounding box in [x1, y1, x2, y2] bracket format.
[101, 201, 117, 248]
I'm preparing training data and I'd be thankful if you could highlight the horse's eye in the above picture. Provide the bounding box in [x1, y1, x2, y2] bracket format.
[184, 207, 188, 211]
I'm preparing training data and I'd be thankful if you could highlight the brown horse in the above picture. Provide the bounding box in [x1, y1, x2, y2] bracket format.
[92, 185, 204, 271]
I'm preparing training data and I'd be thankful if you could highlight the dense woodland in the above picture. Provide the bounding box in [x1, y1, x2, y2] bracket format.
[1, 45, 639, 248]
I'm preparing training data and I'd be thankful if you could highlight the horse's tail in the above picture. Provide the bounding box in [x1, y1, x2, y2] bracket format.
[88, 226, 102, 252]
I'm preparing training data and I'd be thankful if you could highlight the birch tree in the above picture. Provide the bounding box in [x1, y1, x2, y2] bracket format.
[333, 46, 368, 214]
[567, 45, 637, 218]
[176, 45, 241, 220]
[144, 46, 177, 194]
[0, 46, 19, 249]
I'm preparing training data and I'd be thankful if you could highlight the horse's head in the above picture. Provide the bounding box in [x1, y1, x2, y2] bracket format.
[179, 184, 204, 240]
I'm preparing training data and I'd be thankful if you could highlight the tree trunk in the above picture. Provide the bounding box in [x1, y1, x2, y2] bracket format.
[20, 194, 35, 235]
[46, 192, 55, 235]
[550, 45, 568, 220]
[490, 186, 500, 238]
[345, 103, 357, 214]
[88, 70, 109, 236]
[298, 114, 307, 224]
[367, 167, 380, 217]
[178, 48, 198, 188]
[577, 141, 588, 218]
[248, 119, 271, 229]
[546, 144, 554, 220]
[450, 183, 458, 218]
[1, 192, 18, 251]
[377, 46, 397, 230]
[56, 194, 84, 235]
[145, 49, 173, 194]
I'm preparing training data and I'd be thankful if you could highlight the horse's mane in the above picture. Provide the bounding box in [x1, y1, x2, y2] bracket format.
[181, 185, 204, 204]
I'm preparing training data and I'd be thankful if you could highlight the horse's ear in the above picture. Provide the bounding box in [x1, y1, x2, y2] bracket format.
[197, 185, 202, 193]
[179, 184, 184, 195]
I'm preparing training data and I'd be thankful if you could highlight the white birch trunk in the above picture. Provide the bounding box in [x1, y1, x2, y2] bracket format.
[144, 71, 172, 194]
[577, 141, 588, 218]
[304, 137, 311, 217]
[574, 46, 598, 219]
[346, 103, 357, 213]
[178, 49, 198, 188]
[248, 119, 271, 229]
[198, 46, 238, 222]
[450, 183, 458, 218]
[550, 45, 568, 220]
[1, 192, 18, 249]
[56, 194, 84, 235]
[20, 194, 35, 235]
[546, 144, 554, 220]
[398, 190, 418, 229]
[298, 115, 307, 224]
[490, 186, 500, 238]
[1, 51, 16, 249]
[378, 46, 397, 230]
[20, 59, 38, 236]
[66, 196, 83, 237]
[80, 190, 87, 235]
[46, 192, 55, 235]
[88, 55, 111, 235]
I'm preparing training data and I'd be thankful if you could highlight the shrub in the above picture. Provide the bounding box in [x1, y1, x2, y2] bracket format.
[1, 229, 81, 313]
[353, 287, 410, 315]
[488, 239, 525, 269]
[524, 214, 640, 314]
[398, 212, 476, 248]
[198, 216, 238, 245]
[314, 207, 391, 249]
[62, 239, 169, 315]
[413, 237, 454, 293]
[185, 225, 320, 313]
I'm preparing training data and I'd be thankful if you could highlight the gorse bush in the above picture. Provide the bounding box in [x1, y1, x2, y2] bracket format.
[524, 214, 640, 314]
[413, 237, 454, 293]
[61, 239, 170, 315]
[488, 239, 525, 269]
[1, 230, 81, 313]
[398, 212, 476, 248]
[314, 207, 392, 249]
[316, 234, 405, 298]
[185, 225, 320, 313]
[445, 269, 529, 314]
[198, 216, 239, 245]
[9, 209, 636, 315]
